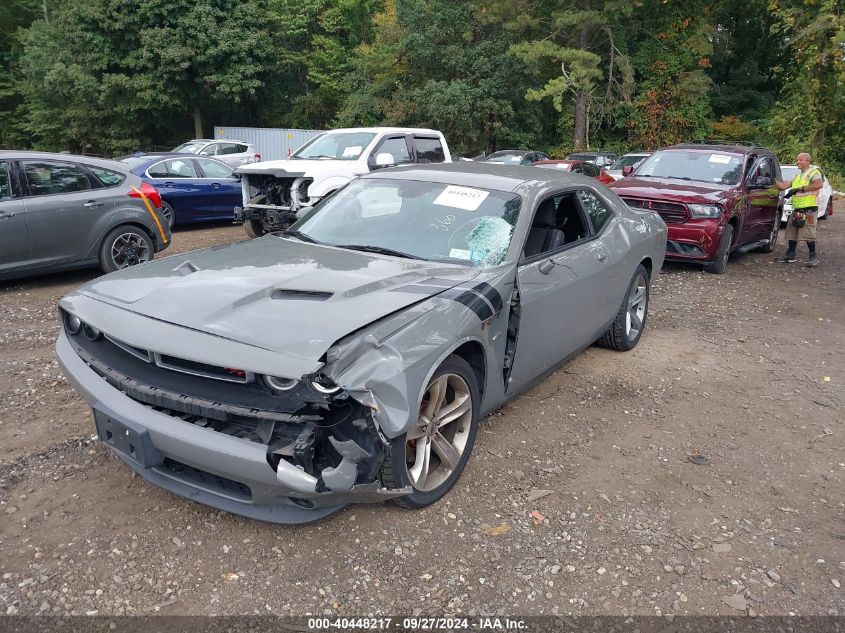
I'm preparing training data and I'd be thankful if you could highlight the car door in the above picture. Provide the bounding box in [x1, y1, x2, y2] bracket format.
[0, 160, 30, 272]
[507, 189, 617, 391]
[743, 156, 779, 240]
[367, 135, 413, 170]
[194, 158, 242, 219]
[146, 158, 209, 222]
[20, 159, 114, 267]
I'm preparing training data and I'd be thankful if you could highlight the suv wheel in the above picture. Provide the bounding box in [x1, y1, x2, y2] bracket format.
[705, 224, 734, 274]
[244, 219, 266, 239]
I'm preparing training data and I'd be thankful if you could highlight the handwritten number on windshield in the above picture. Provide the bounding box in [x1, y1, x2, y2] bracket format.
[430, 215, 456, 231]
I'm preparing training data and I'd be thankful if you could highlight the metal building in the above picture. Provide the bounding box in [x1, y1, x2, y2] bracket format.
[213, 126, 323, 161]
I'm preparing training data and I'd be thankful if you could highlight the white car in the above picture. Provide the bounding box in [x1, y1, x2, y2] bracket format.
[780, 165, 833, 222]
[606, 152, 651, 181]
[172, 139, 260, 168]
[235, 127, 453, 237]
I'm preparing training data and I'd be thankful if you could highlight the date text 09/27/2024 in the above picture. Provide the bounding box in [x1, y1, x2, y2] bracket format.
[306, 617, 527, 630]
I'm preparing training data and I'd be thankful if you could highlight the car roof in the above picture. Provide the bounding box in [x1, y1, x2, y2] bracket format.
[362, 162, 589, 192]
[321, 127, 443, 135]
[665, 143, 772, 156]
[535, 160, 578, 164]
[487, 149, 529, 156]
[0, 150, 131, 172]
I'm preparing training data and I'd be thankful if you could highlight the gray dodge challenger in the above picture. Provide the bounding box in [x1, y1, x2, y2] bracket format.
[56, 163, 666, 523]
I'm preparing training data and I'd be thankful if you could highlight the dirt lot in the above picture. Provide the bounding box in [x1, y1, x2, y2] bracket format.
[1, 208, 843, 619]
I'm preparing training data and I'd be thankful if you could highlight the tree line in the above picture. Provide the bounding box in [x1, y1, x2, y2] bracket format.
[1, 0, 842, 181]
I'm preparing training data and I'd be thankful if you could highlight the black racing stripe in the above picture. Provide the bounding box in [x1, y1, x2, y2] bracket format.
[441, 288, 494, 321]
[471, 282, 504, 313]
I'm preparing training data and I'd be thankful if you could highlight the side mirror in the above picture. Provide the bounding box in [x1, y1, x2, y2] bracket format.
[622, 165, 633, 176]
[199, 150, 210, 156]
[374, 152, 395, 168]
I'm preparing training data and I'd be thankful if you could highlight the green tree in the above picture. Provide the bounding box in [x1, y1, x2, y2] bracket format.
[15, 0, 275, 153]
[0, 0, 41, 147]
[504, 0, 634, 149]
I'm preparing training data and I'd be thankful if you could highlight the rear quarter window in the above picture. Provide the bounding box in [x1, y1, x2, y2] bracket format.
[89, 166, 126, 187]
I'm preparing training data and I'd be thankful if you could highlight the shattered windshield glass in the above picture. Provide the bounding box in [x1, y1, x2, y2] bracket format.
[292, 132, 377, 160]
[290, 178, 521, 267]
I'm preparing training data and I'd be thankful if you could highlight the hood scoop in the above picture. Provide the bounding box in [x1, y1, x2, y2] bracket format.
[174, 260, 201, 276]
[271, 289, 334, 301]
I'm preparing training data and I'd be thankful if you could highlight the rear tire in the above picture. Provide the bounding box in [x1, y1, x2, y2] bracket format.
[99, 225, 154, 273]
[597, 263, 650, 351]
[244, 219, 266, 239]
[381, 355, 480, 509]
[705, 224, 733, 274]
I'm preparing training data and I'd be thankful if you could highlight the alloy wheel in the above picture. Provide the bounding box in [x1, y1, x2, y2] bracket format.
[625, 273, 648, 339]
[405, 373, 473, 492]
[110, 232, 151, 269]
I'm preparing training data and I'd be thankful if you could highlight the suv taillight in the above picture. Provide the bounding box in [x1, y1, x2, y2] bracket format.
[254, 153, 261, 162]
[128, 182, 162, 209]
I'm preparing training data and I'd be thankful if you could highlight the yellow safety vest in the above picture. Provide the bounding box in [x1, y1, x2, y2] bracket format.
[791, 167, 821, 210]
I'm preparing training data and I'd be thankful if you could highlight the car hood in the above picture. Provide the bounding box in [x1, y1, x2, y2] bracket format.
[236, 159, 360, 178]
[73, 237, 479, 364]
[608, 176, 733, 204]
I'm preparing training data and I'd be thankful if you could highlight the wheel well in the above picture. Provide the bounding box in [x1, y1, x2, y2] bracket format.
[727, 216, 739, 243]
[452, 341, 486, 397]
[640, 257, 653, 278]
[106, 222, 156, 245]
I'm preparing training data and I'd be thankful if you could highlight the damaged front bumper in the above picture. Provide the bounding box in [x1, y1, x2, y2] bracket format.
[56, 332, 410, 524]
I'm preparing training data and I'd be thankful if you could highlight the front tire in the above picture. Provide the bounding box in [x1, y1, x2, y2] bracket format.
[99, 225, 154, 273]
[244, 219, 266, 239]
[597, 263, 650, 351]
[381, 355, 480, 509]
[704, 224, 733, 274]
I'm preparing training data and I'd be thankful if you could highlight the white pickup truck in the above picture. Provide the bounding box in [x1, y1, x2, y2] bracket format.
[234, 127, 453, 237]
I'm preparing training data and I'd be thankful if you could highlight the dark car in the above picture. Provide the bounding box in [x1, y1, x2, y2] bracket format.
[0, 151, 171, 281]
[565, 151, 618, 168]
[608, 143, 783, 274]
[480, 150, 550, 166]
[118, 153, 241, 228]
[533, 160, 615, 184]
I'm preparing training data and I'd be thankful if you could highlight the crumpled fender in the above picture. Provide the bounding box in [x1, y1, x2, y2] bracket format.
[323, 296, 485, 438]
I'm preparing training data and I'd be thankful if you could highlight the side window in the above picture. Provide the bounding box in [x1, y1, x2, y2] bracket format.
[165, 159, 198, 178]
[236, 144, 249, 153]
[21, 161, 91, 196]
[571, 164, 584, 174]
[147, 162, 169, 178]
[196, 159, 234, 179]
[414, 137, 446, 163]
[585, 164, 600, 177]
[374, 137, 411, 164]
[576, 190, 613, 233]
[748, 158, 773, 185]
[0, 162, 12, 200]
[199, 144, 218, 156]
[88, 166, 126, 187]
[523, 193, 591, 258]
[216, 143, 241, 156]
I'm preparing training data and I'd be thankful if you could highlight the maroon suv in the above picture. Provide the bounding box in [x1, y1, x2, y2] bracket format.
[608, 143, 783, 274]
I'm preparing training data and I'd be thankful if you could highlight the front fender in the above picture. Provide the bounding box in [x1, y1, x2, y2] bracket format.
[324, 297, 487, 439]
[309, 176, 353, 200]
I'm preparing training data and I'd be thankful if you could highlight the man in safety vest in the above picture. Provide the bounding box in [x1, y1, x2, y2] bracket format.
[776, 152, 824, 266]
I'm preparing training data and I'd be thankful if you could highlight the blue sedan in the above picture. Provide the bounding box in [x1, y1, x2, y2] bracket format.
[118, 153, 241, 228]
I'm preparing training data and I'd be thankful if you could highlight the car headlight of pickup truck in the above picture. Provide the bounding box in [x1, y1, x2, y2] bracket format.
[688, 204, 722, 218]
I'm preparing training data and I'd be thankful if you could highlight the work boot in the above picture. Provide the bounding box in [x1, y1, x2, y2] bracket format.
[778, 251, 796, 263]
[806, 253, 819, 267]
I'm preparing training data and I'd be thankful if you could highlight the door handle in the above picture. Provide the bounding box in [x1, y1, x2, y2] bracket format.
[0, 211, 15, 219]
[211, 183, 223, 189]
[162, 181, 176, 187]
[83, 200, 104, 208]
[596, 251, 608, 262]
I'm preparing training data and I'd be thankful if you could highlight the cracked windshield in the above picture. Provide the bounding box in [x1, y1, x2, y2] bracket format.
[291, 179, 521, 266]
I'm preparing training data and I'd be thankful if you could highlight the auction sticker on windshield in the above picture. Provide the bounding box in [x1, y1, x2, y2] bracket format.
[708, 154, 732, 164]
[434, 186, 489, 211]
[342, 146, 363, 158]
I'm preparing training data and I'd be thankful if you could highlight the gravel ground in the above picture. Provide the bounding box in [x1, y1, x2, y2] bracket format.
[0, 209, 843, 618]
